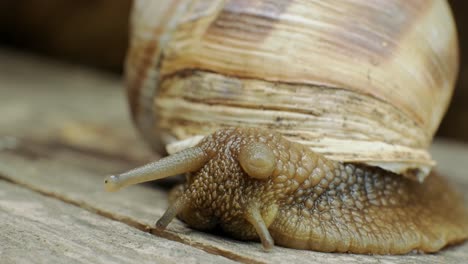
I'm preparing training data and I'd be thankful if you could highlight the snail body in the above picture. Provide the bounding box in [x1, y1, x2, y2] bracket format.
[106, 128, 468, 253]
[106, 0, 468, 254]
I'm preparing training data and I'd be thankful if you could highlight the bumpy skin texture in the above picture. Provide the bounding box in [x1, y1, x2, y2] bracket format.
[169, 128, 468, 254]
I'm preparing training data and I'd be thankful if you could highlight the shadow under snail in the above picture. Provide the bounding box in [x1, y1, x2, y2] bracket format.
[105, 0, 468, 254]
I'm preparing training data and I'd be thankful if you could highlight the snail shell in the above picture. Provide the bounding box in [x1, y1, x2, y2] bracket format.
[126, 0, 458, 181]
[106, 0, 468, 254]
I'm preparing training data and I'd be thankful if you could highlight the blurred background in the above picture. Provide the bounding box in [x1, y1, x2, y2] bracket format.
[0, 0, 466, 142]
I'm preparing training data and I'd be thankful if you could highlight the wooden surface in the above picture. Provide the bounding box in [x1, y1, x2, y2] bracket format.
[0, 181, 235, 264]
[0, 49, 467, 263]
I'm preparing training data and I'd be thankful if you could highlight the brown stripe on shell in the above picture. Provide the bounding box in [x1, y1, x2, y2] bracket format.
[125, 0, 184, 121]
[207, 0, 292, 42]
[412, 2, 458, 130]
[126, 41, 158, 119]
[308, 0, 432, 128]
[323, 0, 429, 59]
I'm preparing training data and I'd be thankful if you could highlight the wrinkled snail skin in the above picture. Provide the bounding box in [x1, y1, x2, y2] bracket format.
[105, 128, 468, 254]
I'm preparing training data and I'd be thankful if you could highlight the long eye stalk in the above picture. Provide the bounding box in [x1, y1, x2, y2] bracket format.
[104, 147, 208, 192]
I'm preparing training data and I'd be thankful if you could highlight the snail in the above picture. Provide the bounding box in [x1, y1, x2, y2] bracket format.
[105, 0, 468, 254]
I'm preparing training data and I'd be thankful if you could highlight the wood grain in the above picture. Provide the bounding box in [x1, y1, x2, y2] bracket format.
[0, 181, 235, 264]
[0, 48, 467, 263]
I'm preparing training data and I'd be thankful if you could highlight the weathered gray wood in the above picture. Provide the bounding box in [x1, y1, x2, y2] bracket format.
[0, 181, 235, 264]
[0, 48, 467, 263]
[431, 140, 468, 191]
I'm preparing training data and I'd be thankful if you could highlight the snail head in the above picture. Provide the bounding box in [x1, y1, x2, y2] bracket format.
[104, 128, 307, 249]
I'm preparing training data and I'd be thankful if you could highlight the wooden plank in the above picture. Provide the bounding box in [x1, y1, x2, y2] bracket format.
[0, 181, 235, 264]
[431, 140, 468, 191]
[1, 48, 467, 263]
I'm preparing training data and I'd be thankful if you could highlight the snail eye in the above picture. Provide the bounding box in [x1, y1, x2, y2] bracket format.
[239, 142, 276, 180]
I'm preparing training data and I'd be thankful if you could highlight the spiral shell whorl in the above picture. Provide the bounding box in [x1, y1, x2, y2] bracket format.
[126, 0, 458, 180]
